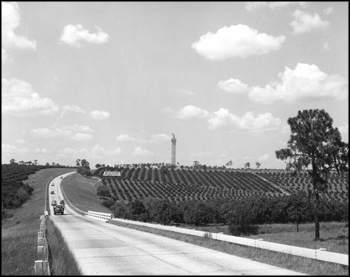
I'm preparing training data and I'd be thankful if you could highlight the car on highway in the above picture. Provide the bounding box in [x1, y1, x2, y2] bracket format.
[60, 200, 65, 206]
[61, 176, 63, 179]
[54, 204, 64, 215]
[50, 191, 55, 195]
[51, 183, 55, 186]
[51, 200, 57, 206]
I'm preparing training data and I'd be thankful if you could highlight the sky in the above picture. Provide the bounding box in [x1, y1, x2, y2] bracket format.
[2, 2, 349, 169]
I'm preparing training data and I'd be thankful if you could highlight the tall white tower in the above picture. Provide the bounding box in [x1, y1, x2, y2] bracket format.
[171, 133, 177, 165]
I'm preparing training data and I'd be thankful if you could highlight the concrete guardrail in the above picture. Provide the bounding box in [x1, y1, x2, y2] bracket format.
[34, 214, 50, 275]
[112, 217, 348, 266]
[87, 211, 113, 221]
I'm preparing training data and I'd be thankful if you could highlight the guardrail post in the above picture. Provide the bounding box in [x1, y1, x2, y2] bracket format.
[34, 260, 49, 275]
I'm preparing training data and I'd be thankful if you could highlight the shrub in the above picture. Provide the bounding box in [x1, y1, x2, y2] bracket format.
[228, 200, 259, 236]
[101, 198, 115, 208]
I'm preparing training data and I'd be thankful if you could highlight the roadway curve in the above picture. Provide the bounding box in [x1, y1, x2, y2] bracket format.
[49, 173, 305, 275]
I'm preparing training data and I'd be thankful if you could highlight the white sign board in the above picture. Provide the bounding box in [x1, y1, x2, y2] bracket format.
[103, 171, 121, 176]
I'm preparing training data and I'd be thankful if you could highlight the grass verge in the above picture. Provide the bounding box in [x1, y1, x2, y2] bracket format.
[46, 218, 81, 275]
[176, 222, 348, 254]
[108, 220, 349, 276]
[60, 173, 111, 213]
[1, 168, 80, 276]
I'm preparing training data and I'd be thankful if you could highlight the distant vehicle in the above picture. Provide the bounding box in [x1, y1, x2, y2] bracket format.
[51, 183, 55, 186]
[60, 200, 65, 206]
[51, 200, 57, 206]
[60, 176, 63, 179]
[50, 191, 55, 195]
[54, 204, 64, 215]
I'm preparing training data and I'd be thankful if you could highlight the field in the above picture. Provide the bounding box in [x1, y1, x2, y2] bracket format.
[94, 167, 349, 203]
[1, 168, 80, 275]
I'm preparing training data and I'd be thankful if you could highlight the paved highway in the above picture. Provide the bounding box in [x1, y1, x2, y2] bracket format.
[49, 173, 305, 275]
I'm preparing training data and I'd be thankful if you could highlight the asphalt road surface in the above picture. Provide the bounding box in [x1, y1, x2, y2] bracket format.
[49, 174, 305, 275]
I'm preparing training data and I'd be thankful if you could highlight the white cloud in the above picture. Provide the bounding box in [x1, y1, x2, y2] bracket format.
[31, 124, 94, 140]
[35, 148, 50, 154]
[258, 154, 271, 161]
[61, 105, 86, 117]
[165, 105, 209, 119]
[147, 134, 171, 144]
[291, 10, 329, 34]
[248, 63, 347, 104]
[16, 139, 26, 144]
[58, 147, 88, 157]
[2, 78, 59, 116]
[2, 2, 37, 50]
[133, 147, 154, 157]
[2, 143, 30, 154]
[218, 78, 249, 94]
[208, 109, 281, 132]
[116, 134, 136, 142]
[70, 133, 93, 141]
[192, 24, 285, 61]
[92, 144, 121, 157]
[245, 2, 308, 11]
[2, 48, 11, 64]
[60, 24, 109, 47]
[89, 110, 110, 120]
[323, 7, 334, 15]
[338, 123, 348, 140]
[322, 41, 330, 51]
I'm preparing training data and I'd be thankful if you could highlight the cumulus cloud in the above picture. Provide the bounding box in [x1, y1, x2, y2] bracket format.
[61, 105, 86, 117]
[133, 147, 154, 157]
[322, 41, 330, 51]
[192, 24, 285, 61]
[338, 123, 348, 140]
[58, 147, 88, 157]
[245, 2, 307, 11]
[217, 78, 249, 94]
[2, 143, 30, 154]
[2, 2, 37, 50]
[89, 110, 110, 120]
[147, 134, 171, 144]
[35, 148, 50, 154]
[248, 63, 347, 104]
[70, 133, 93, 141]
[208, 109, 281, 132]
[323, 7, 334, 15]
[291, 10, 329, 34]
[92, 144, 121, 157]
[2, 78, 59, 116]
[116, 134, 136, 142]
[2, 49, 11, 64]
[31, 124, 94, 141]
[165, 105, 209, 119]
[258, 154, 271, 161]
[60, 24, 109, 47]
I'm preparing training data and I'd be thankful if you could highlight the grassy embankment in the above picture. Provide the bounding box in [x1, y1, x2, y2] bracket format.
[61, 174, 348, 275]
[1, 168, 81, 275]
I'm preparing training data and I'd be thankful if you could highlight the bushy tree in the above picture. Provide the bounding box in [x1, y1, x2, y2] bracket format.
[183, 201, 215, 226]
[96, 185, 111, 198]
[276, 109, 349, 240]
[228, 200, 259, 236]
[130, 200, 149, 222]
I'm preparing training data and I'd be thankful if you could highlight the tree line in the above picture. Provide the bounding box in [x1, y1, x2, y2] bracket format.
[101, 191, 348, 236]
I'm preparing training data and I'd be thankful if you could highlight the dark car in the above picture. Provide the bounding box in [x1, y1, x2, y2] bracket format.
[60, 200, 65, 206]
[51, 200, 57, 206]
[50, 191, 55, 195]
[54, 204, 64, 215]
